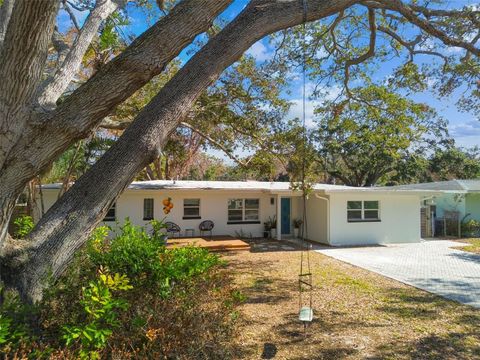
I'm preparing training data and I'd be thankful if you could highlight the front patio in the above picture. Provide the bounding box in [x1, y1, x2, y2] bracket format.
[166, 235, 251, 252]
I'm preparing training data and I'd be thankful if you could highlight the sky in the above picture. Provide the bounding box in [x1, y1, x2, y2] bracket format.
[57, 0, 480, 158]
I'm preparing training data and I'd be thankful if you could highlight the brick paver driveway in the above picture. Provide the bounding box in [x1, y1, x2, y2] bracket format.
[316, 240, 480, 308]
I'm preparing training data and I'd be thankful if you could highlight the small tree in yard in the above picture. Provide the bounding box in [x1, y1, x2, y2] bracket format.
[0, 0, 478, 302]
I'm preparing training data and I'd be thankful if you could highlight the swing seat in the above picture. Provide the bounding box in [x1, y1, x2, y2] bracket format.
[299, 306, 313, 322]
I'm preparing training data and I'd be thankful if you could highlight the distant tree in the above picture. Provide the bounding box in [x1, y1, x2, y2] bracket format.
[313, 85, 448, 186]
[428, 147, 480, 181]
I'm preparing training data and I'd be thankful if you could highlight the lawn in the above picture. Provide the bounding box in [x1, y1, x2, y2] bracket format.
[455, 238, 480, 254]
[223, 240, 480, 360]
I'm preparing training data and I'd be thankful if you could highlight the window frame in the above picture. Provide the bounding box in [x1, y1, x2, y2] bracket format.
[143, 198, 154, 221]
[103, 202, 116, 222]
[183, 198, 201, 220]
[347, 200, 380, 222]
[227, 198, 260, 224]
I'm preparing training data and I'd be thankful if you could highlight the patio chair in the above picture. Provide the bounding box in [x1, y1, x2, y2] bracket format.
[199, 220, 214, 239]
[165, 221, 181, 238]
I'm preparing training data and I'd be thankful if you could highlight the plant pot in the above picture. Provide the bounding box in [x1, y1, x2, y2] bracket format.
[270, 228, 277, 238]
[263, 231, 269, 238]
[293, 228, 299, 238]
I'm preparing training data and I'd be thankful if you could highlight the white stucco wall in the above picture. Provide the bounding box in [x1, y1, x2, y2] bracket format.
[328, 192, 421, 246]
[41, 189, 281, 238]
[39, 187, 422, 245]
[305, 195, 328, 244]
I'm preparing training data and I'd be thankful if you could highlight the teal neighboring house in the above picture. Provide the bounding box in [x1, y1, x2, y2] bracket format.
[391, 179, 480, 237]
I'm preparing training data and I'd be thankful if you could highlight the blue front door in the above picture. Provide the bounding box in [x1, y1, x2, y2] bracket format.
[281, 198, 291, 235]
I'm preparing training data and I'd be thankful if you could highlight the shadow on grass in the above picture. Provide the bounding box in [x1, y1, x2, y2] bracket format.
[372, 287, 480, 358]
[375, 331, 480, 359]
[376, 288, 445, 319]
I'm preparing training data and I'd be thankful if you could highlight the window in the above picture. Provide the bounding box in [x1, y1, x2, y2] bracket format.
[183, 199, 200, 219]
[16, 193, 28, 206]
[143, 198, 154, 220]
[104, 203, 116, 222]
[228, 198, 260, 223]
[347, 201, 379, 222]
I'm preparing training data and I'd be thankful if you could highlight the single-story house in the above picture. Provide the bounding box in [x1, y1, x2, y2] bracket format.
[389, 179, 480, 237]
[40, 180, 437, 246]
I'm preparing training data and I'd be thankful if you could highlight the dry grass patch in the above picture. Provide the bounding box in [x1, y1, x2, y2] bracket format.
[454, 238, 480, 254]
[224, 240, 480, 360]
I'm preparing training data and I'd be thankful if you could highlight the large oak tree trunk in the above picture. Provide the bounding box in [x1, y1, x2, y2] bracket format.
[1, 0, 353, 303]
[0, 0, 231, 250]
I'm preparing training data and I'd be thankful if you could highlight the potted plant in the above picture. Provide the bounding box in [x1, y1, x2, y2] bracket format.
[293, 219, 303, 238]
[263, 220, 271, 238]
[269, 216, 277, 238]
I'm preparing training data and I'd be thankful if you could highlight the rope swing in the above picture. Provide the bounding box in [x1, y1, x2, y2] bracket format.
[298, 0, 314, 329]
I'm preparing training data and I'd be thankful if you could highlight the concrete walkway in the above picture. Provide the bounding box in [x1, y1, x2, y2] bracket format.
[316, 240, 480, 308]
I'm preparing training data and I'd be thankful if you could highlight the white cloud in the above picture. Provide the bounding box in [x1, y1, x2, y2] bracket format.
[246, 40, 272, 62]
[285, 83, 342, 127]
[287, 98, 320, 128]
[449, 120, 480, 138]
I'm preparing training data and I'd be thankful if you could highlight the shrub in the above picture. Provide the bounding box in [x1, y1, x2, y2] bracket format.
[0, 290, 34, 354]
[461, 219, 480, 237]
[1, 219, 241, 359]
[13, 215, 34, 238]
[87, 220, 223, 297]
[62, 270, 133, 359]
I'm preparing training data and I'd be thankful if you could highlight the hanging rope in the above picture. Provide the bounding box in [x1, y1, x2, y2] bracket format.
[298, 0, 314, 330]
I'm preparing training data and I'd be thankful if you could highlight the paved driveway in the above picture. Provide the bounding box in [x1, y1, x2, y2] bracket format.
[316, 240, 480, 308]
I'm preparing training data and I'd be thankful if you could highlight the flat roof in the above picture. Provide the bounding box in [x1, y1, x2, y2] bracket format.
[41, 180, 438, 195]
[384, 179, 480, 193]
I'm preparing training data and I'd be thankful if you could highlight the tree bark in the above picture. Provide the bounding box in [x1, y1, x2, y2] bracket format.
[0, 0, 15, 49]
[0, 0, 232, 248]
[0, 0, 59, 243]
[1, 0, 355, 303]
[38, 0, 122, 107]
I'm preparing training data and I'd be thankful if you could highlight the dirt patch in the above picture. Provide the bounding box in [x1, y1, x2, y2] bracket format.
[224, 240, 480, 359]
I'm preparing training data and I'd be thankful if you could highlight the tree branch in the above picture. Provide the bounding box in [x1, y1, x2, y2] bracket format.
[62, 0, 81, 30]
[344, 7, 376, 93]
[179, 121, 249, 167]
[51, 27, 71, 68]
[1, 0, 232, 184]
[378, 0, 480, 57]
[38, 0, 123, 107]
[0, 0, 15, 49]
[377, 25, 449, 63]
[0, 0, 59, 165]
[99, 117, 132, 130]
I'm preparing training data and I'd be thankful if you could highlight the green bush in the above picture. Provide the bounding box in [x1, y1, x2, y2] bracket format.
[87, 220, 223, 297]
[461, 219, 480, 237]
[0, 290, 33, 354]
[13, 215, 34, 238]
[62, 270, 133, 359]
[1, 219, 240, 359]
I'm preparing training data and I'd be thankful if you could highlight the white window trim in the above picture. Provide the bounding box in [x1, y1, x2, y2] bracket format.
[183, 198, 201, 219]
[347, 200, 380, 222]
[143, 198, 154, 220]
[227, 198, 260, 223]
